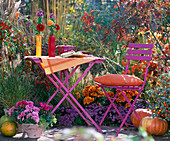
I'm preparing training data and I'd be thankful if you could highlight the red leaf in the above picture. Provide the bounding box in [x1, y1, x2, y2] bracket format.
[112, 19, 116, 24]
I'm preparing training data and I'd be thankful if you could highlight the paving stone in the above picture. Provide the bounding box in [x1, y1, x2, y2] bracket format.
[0, 126, 169, 141]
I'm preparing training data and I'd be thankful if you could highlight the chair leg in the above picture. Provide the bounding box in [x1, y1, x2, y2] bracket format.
[100, 87, 128, 127]
[116, 89, 142, 135]
[116, 104, 133, 135]
[120, 89, 142, 121]
[105, 90, 129, 127]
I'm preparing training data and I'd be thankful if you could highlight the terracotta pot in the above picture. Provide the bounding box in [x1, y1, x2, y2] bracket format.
[22, 124, 44, 138]
[17, 124, 24, 133]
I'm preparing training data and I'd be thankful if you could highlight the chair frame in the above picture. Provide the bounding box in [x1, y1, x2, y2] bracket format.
[95, 43, 154, 135]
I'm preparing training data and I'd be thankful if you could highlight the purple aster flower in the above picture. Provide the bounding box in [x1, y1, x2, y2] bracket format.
[40, 10, 43, 13]
[49, 13, 54, 18]
[36, 11, 41, 16]
[40, 13, 43, 16]
[26, 22, 31, 27]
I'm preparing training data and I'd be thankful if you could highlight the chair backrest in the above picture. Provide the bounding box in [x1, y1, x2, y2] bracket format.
[125, 43, 154, 87]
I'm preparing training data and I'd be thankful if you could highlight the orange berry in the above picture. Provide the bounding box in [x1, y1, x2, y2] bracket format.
[147, 38, 151, 43]
[134, 64, 138, 68]
[122, 71, 125, 74]
[163, 91, 166, 94]
[15, 12, 19, 18]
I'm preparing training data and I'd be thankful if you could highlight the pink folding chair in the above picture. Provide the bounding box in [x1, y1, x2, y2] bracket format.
[94, 43, 153, 135]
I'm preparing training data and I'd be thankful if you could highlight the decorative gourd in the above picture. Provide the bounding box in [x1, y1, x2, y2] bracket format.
[0, 114, 13, 126]
[139, 117, 168, 135]
[0, 121, 18, 137]
[131, 108, 152, 127]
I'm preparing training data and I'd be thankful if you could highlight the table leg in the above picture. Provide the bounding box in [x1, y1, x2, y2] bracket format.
[46, 74, 91, 126]
[51, 64, 103, 133]
[47, 89, 59, 104]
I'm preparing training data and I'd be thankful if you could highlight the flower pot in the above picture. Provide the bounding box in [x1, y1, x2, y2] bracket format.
[17, 124, 24, 133]
[22, 124, 44, 138]
[36, 34, 42, 57]
[48, 34, 55, 57]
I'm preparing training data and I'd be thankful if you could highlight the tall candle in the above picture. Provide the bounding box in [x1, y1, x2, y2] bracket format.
[48, 34, 55, 57]
[36, 34, 42, 57]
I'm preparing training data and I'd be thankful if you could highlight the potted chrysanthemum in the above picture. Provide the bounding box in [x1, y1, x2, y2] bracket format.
[9, 100, 57, 138]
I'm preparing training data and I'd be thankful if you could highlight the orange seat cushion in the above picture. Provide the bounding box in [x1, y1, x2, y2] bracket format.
[94, 74, 143, 86]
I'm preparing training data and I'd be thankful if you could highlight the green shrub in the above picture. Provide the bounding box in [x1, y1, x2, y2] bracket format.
[147, 73, 170, 122]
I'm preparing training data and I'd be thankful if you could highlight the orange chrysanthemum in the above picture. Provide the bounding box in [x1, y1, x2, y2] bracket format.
[47, 20, 53, 26]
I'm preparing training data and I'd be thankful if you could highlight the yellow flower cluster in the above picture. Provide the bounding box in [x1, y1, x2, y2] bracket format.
[83, 96, 95, 105]
[82, 85, 105, 105]
[81, 85, 138, 107]
[116, 90, 138, 108]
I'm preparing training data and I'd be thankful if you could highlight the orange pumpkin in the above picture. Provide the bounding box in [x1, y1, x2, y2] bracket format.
[139, 117, 168, 135]
[131, 108, 152, 127]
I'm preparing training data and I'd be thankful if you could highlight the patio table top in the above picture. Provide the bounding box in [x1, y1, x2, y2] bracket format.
[25, 56, 105, 75]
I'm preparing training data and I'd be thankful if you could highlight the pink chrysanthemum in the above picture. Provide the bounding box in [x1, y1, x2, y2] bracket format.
[9, 106, 15, 116]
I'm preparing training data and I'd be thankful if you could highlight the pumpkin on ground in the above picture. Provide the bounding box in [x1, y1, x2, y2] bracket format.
[139, 116, 168, 135]
[0, 121, 18, 137]
[131, 108, 152, 127]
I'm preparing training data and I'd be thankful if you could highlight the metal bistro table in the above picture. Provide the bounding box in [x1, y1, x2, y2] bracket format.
[25, 55, 106, 133]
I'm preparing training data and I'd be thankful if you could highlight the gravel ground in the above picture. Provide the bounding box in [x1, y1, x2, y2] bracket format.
[0, 126, 169, 141]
